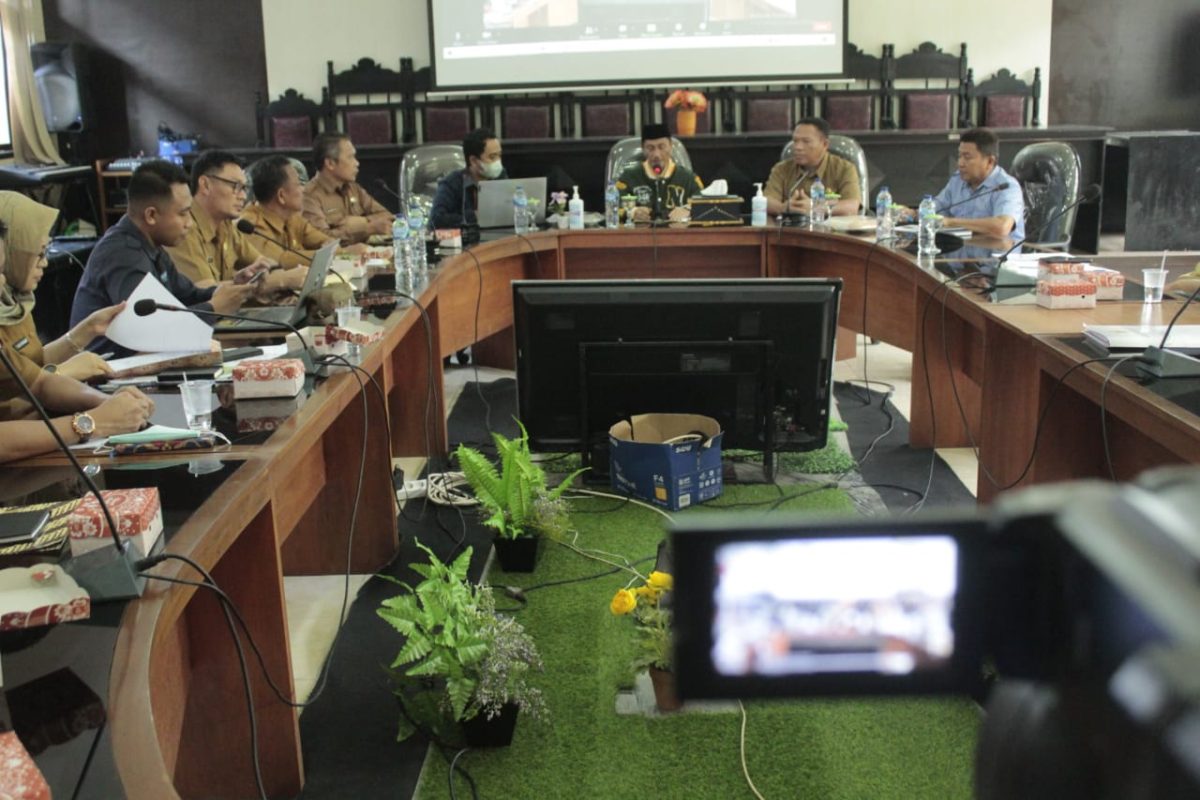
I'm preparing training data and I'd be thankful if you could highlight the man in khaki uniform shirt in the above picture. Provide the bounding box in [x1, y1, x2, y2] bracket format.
[242, 155, 362, 269]
[169, 151, 305, 294]
[764, 118, 861, 217]
[302, 133, 392, 245]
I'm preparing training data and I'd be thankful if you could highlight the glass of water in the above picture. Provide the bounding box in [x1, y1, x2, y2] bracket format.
[179, 380, 215, 432]
[1142, 268, 1167, 303]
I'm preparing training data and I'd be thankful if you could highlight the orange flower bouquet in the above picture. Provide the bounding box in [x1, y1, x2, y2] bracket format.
[663, 90, 708, 136]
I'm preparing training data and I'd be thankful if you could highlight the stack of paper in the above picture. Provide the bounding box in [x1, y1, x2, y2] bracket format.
[1082, 324, 1200, 351]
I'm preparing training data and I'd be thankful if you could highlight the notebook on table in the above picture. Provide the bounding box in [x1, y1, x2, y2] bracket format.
[215, 241, 337, 331]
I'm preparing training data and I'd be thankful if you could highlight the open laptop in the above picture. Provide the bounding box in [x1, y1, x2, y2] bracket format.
[216, 241, 338, 331]
[476, 177, 547, 230]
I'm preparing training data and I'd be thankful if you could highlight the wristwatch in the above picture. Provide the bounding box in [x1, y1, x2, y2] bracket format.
[71, 412, 96, 442]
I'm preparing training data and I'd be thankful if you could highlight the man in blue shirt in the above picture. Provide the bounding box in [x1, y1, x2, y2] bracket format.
[431, 127, 507, 229]
[903, 128, 1025, 240]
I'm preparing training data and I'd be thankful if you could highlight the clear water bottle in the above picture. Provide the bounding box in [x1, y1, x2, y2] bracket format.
[604, 181, 620, 228]
[512, 184, 530, 234]
[918, 195, 940, 256]
[391, 215, 409, 272]
[408, 209, 426, 274]
[875, 185, 894, 244]
[809, 177, 827, 225]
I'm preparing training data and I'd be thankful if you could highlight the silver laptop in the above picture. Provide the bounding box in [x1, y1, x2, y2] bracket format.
[476, 178, 547, 229]
[217, 241, 338, 329]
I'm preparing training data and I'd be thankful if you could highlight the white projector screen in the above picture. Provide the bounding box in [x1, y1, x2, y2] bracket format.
[428, 0, 847, 91]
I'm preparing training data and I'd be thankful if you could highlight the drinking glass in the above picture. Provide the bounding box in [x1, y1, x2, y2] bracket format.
[1142, 269, 1167, 303]
[180, 380, 215, 432]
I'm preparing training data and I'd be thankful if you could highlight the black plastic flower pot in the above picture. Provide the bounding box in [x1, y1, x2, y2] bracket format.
[493, 535, 540, 572]
[461, 702, 519, 747]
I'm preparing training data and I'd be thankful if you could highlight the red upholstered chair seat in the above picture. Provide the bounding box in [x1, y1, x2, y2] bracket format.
[583, 104, 631, 137]
[984, 95, 1026, 128]
[503, 106, 552, 139]
[425, 107, 471, 142]
[823, 96, 872, 131]
[745, 98, 792, 132]
[271, 116, 314, 148]
[904, 93, 953, 129]
[345, 109, 393, 145]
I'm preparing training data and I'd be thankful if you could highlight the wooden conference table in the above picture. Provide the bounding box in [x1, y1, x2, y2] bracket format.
[6, 225, 1200, 798]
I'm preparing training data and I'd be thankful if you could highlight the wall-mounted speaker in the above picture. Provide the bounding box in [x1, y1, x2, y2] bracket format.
[31, 42, 93, 133]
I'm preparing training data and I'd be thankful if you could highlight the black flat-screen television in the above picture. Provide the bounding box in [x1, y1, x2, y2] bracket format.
[513, 278, 842, 473]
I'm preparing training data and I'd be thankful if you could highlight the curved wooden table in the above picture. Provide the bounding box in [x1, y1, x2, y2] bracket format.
[100, 227, 1200, 798]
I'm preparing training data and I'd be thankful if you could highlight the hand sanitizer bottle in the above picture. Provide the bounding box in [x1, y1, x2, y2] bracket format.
[751, 182, 767, 227]
[568, 185, 584, 230]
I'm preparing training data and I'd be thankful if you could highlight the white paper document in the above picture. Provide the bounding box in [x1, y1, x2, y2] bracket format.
[1083, 324, 1200, 351]
[105, 274, 212, 353]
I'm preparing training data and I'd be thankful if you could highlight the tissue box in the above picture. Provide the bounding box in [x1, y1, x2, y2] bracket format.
[324, 319, 384, 346]
[232, 358, 306, 399]
[435, 229, 463, 249]
[609, 413, 724, 511]
[688, 195, 744, 227]
[1082, 268, 1126, 300]
[0, 733, 51, 799]
[1036, 279, 1097, 309]
[67, 488, 163, 558]
[237, 393, 308, 433]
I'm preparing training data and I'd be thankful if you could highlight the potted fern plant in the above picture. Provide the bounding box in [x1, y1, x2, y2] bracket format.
[378, 542, 546, 747]
[455, 422, 585, 572]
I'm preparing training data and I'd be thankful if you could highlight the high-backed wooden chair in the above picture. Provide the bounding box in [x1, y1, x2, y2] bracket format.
[578, 95, 635, 138]
[968, 67, 1041, 128]
[326, 58, 406, 145]
[888, 42, 970, 130]
[741, 90, 799, 134]
[817, 43, 887, 131]
[256, 89, 325, 148]
[499, 100, 554, 139]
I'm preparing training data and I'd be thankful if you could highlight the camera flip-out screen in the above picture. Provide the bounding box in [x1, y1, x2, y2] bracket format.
[672, 518, 985, 699]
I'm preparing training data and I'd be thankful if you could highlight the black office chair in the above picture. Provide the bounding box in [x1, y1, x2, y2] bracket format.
[1011, 141, 1081, 249]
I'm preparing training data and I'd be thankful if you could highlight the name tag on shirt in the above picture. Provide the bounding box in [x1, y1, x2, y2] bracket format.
[13, 336, 29, 351]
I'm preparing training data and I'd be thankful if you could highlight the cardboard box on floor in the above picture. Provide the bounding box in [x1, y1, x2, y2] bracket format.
[609, 414, 724, 511]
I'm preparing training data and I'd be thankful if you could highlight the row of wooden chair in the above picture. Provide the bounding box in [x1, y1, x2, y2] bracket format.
[255, 42, 1041, 149]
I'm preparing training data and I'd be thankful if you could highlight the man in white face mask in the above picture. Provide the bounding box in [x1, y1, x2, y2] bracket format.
[431, 127, 507, 229]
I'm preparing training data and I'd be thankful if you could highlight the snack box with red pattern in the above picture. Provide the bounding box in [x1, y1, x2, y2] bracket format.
[67, 488, 163, 558]
[0, 732, 51, 799]
[1081, 267, 1126, 301]
[1039, 257, 1089, 280]
[0, 564, 91, 631]
[324, 319, 384, 346]
[236, 392, 309, 433]
[232, 358, 306, 399]
[284, 327, 348, 358]
[1036, 278, 1097, 309]
[435, 229, 462, 250]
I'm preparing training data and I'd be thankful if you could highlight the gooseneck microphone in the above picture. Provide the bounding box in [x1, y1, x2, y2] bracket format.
[373, 177, 402, 203]
[0, 342, 146, 602]
[936, 182, 1011, 215]
[133, 299, 312, 353]
[236, 218, 312, 265]
[1137, 280, 1200, 379]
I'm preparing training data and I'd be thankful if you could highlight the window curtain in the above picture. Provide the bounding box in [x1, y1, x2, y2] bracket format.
[0, 0, 63, 164]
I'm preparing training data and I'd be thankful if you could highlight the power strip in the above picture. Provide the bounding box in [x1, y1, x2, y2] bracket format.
[399, 479, 427, 500]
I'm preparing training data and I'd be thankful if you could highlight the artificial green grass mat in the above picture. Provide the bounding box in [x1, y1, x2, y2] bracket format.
[412, 484, 979, 800]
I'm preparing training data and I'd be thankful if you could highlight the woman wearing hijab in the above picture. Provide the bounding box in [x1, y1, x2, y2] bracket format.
[0, 191, 123, 381]
[0, 196, 155, 463]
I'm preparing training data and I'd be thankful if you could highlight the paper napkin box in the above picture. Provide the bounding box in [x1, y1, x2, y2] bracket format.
[609, 413, 724, 511]
[324, 319, 384, 346]
[1036, 279, 1097, 309]
[67, 488, 163, 558]
[0, 732, 52, 799]
[232, 358, 306, 399]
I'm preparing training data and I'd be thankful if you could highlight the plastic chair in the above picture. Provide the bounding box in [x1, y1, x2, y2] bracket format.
[400, 144, 466, 215]
[779, 134, 869, 213]
[1011, 141, 1081, 249]
[605, 137, 693, 185]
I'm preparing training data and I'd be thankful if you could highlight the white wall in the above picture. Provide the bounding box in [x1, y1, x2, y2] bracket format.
[262, 0, 1050, 125]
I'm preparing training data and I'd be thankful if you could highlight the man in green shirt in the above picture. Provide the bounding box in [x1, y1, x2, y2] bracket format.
[614, 123, 704, 223]
[764, 117, 861, 217]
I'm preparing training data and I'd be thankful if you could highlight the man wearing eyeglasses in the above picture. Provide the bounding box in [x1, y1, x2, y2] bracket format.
[167, 150, 299, 292]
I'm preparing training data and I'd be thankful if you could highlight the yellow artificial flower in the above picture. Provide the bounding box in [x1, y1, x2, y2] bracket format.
[647, 571, 673, 592]
[610, 588, 637, 615]
[635, 584, 659, 601]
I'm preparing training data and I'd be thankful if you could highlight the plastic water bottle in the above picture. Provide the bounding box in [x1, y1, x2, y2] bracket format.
[809, 177, 827, 225]
[875, 185, 894, 243]
[512, 184, 529, 234]
[604, 181, 620, 228]
[408, 208, 427, 274]
[918, 195, 939, 256]
[751, 182, 767, 227]
[391, 215, 409, 271]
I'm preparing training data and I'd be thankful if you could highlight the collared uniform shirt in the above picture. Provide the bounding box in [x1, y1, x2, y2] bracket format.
[763, 152, 861, 206]
[70, 215, 216, 357]
[0, 312, 47, 421]
[302, 174, 391, 245]
[240, 202, 334, 269]
[167, 204, 262, 285]
[933, 165, 1026, 239]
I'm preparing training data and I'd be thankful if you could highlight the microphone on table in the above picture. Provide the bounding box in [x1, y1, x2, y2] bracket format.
[133, 299, 313, 354]
[935, 182, 1011, 215]
[374, 177, 402, 204]
[0, 342, 147, 602]
[236, 218, 311, 264]
[1137, 280, 1200, 379]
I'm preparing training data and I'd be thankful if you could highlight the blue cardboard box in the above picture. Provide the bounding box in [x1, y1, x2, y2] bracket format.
[609, 414, 723, 511]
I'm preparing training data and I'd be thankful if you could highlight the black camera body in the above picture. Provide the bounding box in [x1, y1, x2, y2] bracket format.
[670, 468, 1200, 799]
